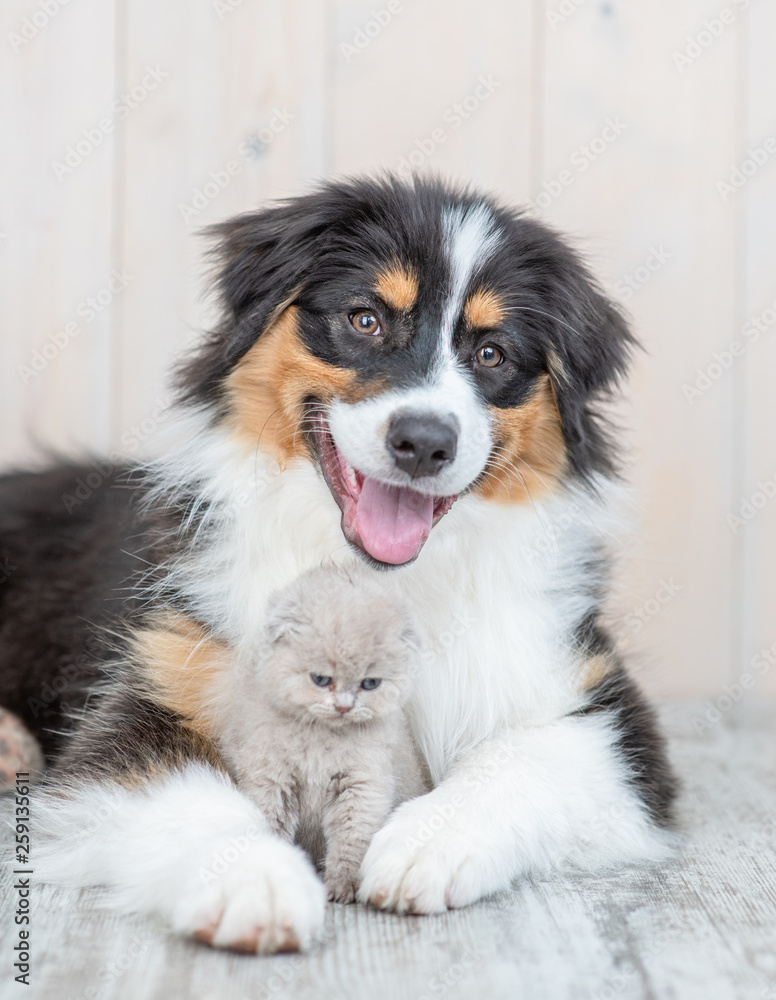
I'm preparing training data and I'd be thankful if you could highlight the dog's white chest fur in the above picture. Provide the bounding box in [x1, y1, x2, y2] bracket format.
[159, 426, 610, 782]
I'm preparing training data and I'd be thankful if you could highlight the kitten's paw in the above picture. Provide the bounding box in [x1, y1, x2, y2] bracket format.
[325, 872, 359, 904]
[358, 795, 510, 914]
[173, 836, 325, 954]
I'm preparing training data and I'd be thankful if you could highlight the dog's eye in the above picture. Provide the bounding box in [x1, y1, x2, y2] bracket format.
[475, 345, 504, 368]
[360, 678, 382, 690]
[310, 673, 332, 687]
[349, 311, 381, 336]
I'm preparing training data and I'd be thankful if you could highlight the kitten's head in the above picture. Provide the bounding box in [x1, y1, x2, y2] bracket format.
[259, 567, 418, 727]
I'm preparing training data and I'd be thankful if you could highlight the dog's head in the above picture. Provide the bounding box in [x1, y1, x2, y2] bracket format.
[181, 176, 634, 568]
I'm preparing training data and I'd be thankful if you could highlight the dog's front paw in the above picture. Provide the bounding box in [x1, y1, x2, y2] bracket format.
[173, 835, 325, 954]
[358, 794, 510, 914]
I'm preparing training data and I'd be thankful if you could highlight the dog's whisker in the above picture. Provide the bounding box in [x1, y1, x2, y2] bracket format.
[508, 305, 585, 341]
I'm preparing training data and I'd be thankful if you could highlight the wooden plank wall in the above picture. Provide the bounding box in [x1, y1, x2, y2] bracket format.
[1, 0, 773, 699]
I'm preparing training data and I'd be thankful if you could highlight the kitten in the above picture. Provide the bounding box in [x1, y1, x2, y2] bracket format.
[219, 567, 429, 903]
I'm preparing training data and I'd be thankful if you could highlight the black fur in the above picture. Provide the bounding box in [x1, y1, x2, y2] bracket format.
[577, 668, 678, 827]
[181, 175, 635, 483]
[570, 605, 677, 826]
[0, 175, 671, 836]
[53, 679, 224, 783]
[0, 463, 162, 759]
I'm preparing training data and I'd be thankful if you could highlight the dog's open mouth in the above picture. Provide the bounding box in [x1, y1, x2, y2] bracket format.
[314, 413, 456, 566]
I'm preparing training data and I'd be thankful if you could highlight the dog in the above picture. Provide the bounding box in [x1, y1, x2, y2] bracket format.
[0, 175, 676, 955]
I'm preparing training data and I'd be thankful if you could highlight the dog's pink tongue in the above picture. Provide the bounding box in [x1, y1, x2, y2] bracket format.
[354, 476, 435, 565]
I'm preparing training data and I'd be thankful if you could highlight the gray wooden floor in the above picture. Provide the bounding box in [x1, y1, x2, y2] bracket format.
[1, 701, 775, 1000]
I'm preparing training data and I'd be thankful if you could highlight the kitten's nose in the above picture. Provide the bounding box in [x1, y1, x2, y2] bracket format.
[334, 693, 354, 714]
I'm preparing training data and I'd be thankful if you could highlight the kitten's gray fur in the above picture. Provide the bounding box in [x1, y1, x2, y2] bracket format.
[219, 567, 429, 903]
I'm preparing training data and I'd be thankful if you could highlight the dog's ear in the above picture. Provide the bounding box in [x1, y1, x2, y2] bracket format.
[178, 194, 336, 404]
[535, 237, 636, 482]
[209, 198, 336, 362]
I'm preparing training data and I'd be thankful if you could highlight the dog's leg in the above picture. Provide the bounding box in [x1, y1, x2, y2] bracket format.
[33, 661, 326, 955]
[358, 707, 676, 913]
[35, 763, 325, 954]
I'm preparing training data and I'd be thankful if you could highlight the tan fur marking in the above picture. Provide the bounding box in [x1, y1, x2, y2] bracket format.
[226, 307, 380, 461]
[464, 288, 506, 328]
[580, 654, 616, 692]
[374, 265, 418, 312]
[475, 374, 567, 504]
[547, 349, 569, 386]
[131, 612, 230, 742]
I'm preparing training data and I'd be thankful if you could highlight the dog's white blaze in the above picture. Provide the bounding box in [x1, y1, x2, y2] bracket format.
[439, 202, 502, 359]
[327, 362, 492, 499]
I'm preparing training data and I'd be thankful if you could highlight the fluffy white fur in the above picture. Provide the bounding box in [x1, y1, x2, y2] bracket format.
[36, 765, 326, 953]
[34, 189, 666, 942]
[31, 399, 673, 950]
[439, 203, 502, 359]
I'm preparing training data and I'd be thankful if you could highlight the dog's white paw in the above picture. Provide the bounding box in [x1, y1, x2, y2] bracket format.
[358, 794, 511, 914]
[172, 835, 326, 954]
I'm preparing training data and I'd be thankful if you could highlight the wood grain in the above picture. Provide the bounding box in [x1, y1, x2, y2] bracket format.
[1, 701, 775, 998]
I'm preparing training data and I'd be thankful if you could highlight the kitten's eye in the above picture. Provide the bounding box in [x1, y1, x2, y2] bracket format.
[310, 673, 332, 688]
[475, 345, 504, 368]
[360, 678, 382, 690]
[349, 311, 381, 336]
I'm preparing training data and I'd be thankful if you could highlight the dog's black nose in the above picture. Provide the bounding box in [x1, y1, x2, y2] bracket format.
[386, 412, 458, 478]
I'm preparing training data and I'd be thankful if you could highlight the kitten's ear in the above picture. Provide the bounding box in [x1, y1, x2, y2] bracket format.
[262, 593, 305, 645]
